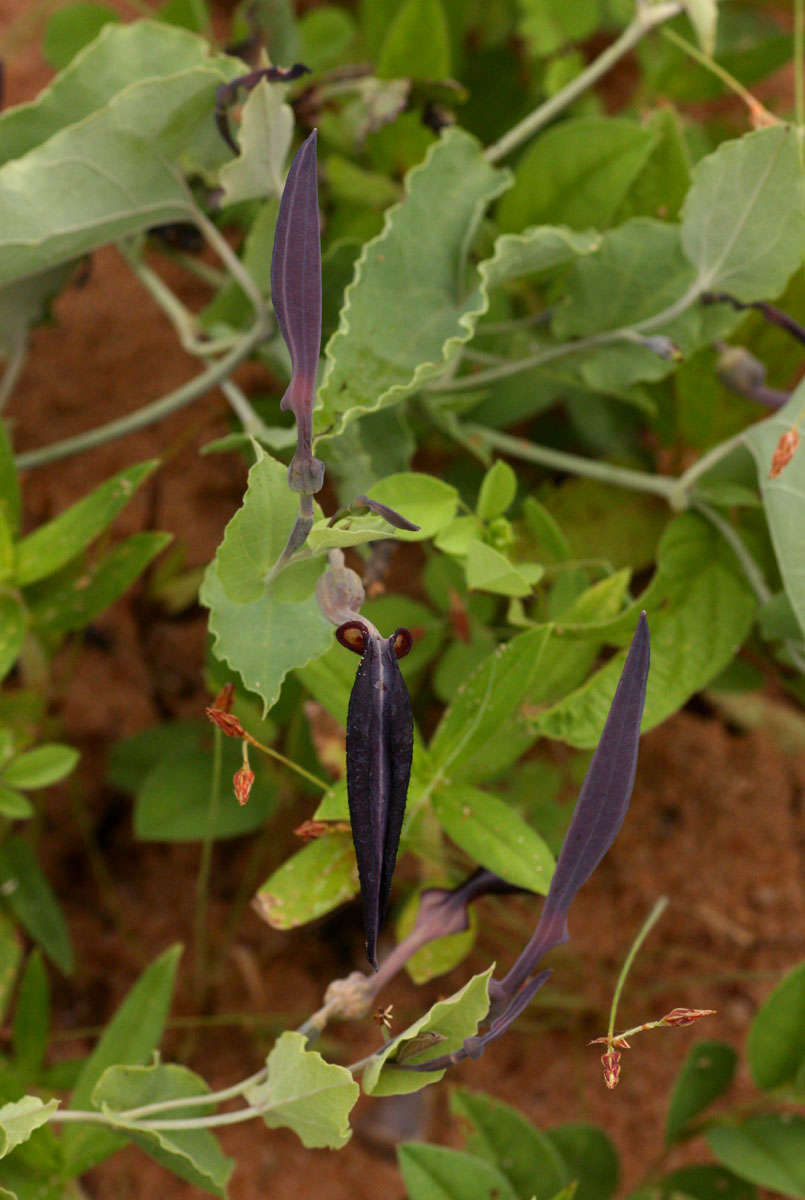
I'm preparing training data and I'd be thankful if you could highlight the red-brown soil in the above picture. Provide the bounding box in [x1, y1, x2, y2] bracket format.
[1, 4, 804, 1198]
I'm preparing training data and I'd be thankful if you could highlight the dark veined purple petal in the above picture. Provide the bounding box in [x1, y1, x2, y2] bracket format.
[339, 621, 414, 968]
[271, 129, 324, 494]
[497, 611, 650, 999]
[353, 496, 421, 532]
[401, 612, 650, 1071]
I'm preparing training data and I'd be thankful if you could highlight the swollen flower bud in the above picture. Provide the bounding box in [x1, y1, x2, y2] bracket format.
[233, 765, 255, 806]
[769, 429, 799, 479]
[206, 707, 246, 738]
[660, 1007, 716, 1027]
[601, 1049, 621, 1089]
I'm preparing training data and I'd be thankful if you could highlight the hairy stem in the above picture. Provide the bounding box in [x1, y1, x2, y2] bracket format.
[484, 1, 683, 164]
[15, 318, 270, 470]
[467, 424, 677, 501]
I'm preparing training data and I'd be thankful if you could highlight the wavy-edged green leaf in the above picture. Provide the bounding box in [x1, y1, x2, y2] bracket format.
[253, 834, 358, 929]
[666, 1040, 737, 1145]
[245, 1032, 359, 1149]
[706, 1114, 805, 1198]
[92, 1063, 232, 1195]
[0, 1098, 59, 1160]
[0, 35, 241, 284]
[399, 1143, 518, 1200]
[681, 125, 805, 300]
[15, 461, 158, 587]
[450, 1088, 569, 1200]
[429, 624, 551, 780]
[315, 127, 510, 439]
[497, 118, 656, 234]
[0, 595, 26, 683]
[363, 966, 492, 1096]
[536, 516, 755, 748]
[62, 944, 182, 1174]
[0, 837, 73, 975]
[202, 449, 331, 714]
[27, 531, 172, 636]
[743, 380, 805, 641]
[3, 745, 78, 791]
[219, 75, 293, 206]
[433, 784, 554, 893]
[747, 960, 805, 1092]
[0, 20, 239, 164]
[546, 1123, 619, 1200]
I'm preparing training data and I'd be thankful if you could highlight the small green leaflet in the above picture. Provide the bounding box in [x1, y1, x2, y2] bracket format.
[254, 834, 358, 929]
[363, 966, 493, 1096]
[665, 1040, 738, 1145]
[218, 76, 294, 206]
[399, 1143, 519, 1200]
[0, 1097, 59, 1160]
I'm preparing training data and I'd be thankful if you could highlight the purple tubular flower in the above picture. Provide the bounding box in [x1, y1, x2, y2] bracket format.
[271, 129, 325, 495]
[403, 613, 650, 1071]
[337, 620, 414, 969]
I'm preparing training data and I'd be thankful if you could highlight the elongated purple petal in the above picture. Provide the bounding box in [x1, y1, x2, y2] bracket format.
[271, 129, 324, 493]
[343, 626, 414, 968]
[497, 611, 650, 999]
[404, 613, 650, 1070]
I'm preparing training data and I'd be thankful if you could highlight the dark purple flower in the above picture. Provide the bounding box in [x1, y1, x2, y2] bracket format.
[403, 613, 650, 1070]
[271, 129, 325, 495]
[337, 618, 414, 969]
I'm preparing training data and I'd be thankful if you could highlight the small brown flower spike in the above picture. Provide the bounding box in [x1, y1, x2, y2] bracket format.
[769, 428, 799, 478]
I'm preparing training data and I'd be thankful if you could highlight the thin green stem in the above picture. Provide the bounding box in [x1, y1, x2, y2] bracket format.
[191, 205, 266, 317]
[662, 26, 775, 120]
[15, 318, 270, 471]
[671, 429, 749, 505]
[120, 1067, 268, 1121]
[244, 731, 329, 792]
[221, 380, 274, 437]
[467, 424, 677, 501]
[607, 896, 669, 1045]
[484, 1, 683, 163]
[50, 1105, 268, 1131]
[693, 501, 771, 605]
[194, 725, 223, 1007]
[120, 245, 244, 359]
